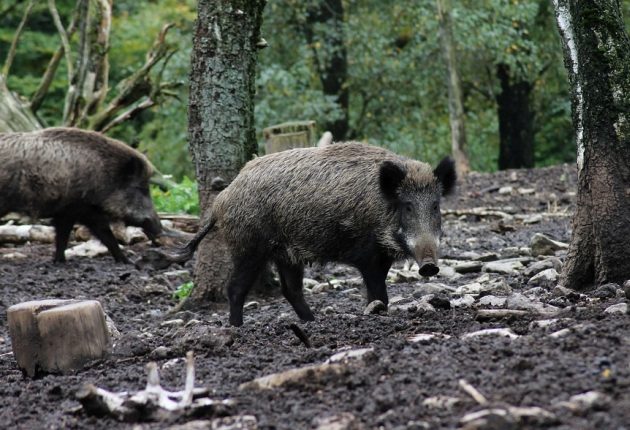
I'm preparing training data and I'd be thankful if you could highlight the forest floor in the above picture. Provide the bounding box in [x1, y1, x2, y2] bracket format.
[1, 164, 630, 430]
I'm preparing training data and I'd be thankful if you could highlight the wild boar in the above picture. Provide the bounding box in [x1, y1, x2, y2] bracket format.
[0, 127, 162, 263]
[158, 142, 456, 326]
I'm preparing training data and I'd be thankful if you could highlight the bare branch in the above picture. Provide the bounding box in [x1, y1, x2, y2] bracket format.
[30, 2, 81, 113]
[100, 98, 156, 133]
[48, 0, 74, 81]
[89, 23, 176, 131]
[2, 0, 36, 78]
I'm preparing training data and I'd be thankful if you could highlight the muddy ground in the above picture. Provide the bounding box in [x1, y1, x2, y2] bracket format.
[1, 164, 629, 430]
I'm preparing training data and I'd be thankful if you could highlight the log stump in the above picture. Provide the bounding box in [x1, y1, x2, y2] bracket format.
[7, 299, 112, 377]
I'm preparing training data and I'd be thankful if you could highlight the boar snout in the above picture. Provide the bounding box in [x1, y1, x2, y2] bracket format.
[418, 260, 439, 277]
[413, 237, 440, 277]
[141, 216, 163, 242]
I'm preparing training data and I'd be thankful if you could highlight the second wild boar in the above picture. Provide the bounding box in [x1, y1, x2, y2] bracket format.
[0, 127, 162, 263]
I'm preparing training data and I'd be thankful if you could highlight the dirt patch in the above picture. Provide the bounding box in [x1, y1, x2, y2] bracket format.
[1, 164, 629, 429]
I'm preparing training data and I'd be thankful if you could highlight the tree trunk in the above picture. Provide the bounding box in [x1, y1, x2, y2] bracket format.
[496, 63, 535, 170]
[304, 0, 349, 140]
[186, 0, 266, 304]
[0, 75, 42, 132]
[553, 0, 630, 288]
[436, 0, 470, 175]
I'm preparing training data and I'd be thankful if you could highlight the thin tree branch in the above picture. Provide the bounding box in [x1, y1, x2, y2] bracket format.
[2, 0, 36, 78]
[30, 2, 80, 113]
[48, 0, 74, 81]
[100, 98, 156, 133]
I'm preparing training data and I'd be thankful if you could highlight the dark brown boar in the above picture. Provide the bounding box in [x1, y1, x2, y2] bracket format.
[154, 142, 456, 326]
[0, 127, 162, 263]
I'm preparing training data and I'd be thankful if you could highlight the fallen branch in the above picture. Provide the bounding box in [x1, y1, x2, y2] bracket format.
[458, 379, 488, 405]
[77, 351, 235, 421]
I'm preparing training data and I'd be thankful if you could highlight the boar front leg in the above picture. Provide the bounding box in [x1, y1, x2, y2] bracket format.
[82, 212, 130, 264]
[357, 254, 393, 306]
[276, 261, 315, 322]
[52, 215, 76, 263]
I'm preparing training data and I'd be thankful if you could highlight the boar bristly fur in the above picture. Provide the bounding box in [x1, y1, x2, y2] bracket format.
[164, 142, 456, 326]
[0, 127, 162, 263]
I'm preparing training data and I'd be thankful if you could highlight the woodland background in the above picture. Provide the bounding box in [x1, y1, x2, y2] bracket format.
[3, 0, 628, 181]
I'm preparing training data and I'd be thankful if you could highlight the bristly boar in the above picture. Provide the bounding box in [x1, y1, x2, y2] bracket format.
[0, 127, 162, 263]
[156, 143, 456, 326]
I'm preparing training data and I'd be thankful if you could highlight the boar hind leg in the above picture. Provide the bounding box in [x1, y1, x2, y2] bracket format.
[357, 255, 393, 306]
[276, 261, 314, 322]
[52, 216, 76, 263]
[227, 256, 266, 326]
[82, 213, 130, 264]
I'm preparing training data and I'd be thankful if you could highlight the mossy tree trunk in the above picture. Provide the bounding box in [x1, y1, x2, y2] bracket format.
[436, 0, 470, 176]
[187, 0, 266, 304]
[553, 0, 630, 288]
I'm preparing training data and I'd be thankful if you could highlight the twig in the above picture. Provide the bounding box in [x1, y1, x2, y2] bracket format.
[459, 379, 488, 405]
[288, 323, 312, 348]
[100, 98, 156, 133]
[2, 0, 36, 78]
[30, 4, 79, 112]
[48, 0, 74, 81]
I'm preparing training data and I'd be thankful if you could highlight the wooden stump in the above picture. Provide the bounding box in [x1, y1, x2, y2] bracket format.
[8, 299, 111, 377]
[262, 120, 316, 154]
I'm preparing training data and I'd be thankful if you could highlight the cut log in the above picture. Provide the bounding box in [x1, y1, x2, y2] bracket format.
[8, 299, 111, 377]
[263, 120, 316, 154]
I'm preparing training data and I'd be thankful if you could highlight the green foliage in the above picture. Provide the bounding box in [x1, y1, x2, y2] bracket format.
[151, 177, 199, 215]
[172, 281, 194, 302]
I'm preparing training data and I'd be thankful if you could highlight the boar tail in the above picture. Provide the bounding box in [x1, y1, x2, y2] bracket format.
[169, 215, 217, 262]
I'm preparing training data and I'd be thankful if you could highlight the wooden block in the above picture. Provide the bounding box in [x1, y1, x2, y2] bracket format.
[8, 299, 111, 377]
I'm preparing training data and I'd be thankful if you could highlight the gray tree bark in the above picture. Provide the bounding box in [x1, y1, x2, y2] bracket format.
[436, 0, 470, 175]
[186, 0, 266, 304]
[553, 0, 630, 288]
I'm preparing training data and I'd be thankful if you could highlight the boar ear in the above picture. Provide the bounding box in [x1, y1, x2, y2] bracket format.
[434, 156, 457, 196]
[121, 156, 144, 179]
[380, 160, 406, 202]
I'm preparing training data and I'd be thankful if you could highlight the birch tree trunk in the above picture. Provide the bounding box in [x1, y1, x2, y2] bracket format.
[436, 0, 470, 175]
[552, 0, 630, 288]
[186, 0, 266, 304]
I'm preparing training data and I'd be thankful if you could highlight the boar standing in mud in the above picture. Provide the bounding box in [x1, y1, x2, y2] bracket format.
[0, 128, 163, 263]
[159, 143, 456, 326]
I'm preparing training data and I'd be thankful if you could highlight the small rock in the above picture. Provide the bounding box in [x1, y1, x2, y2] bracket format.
[303, 278, 319, 289]
[454, 261, 484, 274]
[150, 346, 170, 359]
[518, 187, 535, 195]
[462, 328, 520, 340]
[428, 293, 451, 310]
[483, 260, 524, 275]
[478, 295, 507, 307]
[312, 283, 332, 294]
[498, 186, 513, 194]
[239, 362, 346, 390]
[523, 257, 562, 278]
[522, 214, 543, 224]
[450, 294, 475, 308]
[456, 282, 483, 295]
[407, 332, 452, 343]
[593, 283, 620, 299]
[364, 300, 387, 315]
[603, 302, 628, 314]
[500, 247, 521, 259]
[422, 395, 461, 410]
[161, 319, 185, 327]
[65, 239, 109, 259]
[2, 252, 27, 260]
[313, 412, 359, 430]
[413, 283, 455, 296]
[527, 269, 559, 288]
[474, 252, 501, 262]
[437, 265, 461, 280]
[394, 270, 423, 283]
[327, 348, 374, 363]
[530, 233, 568, 257]
[557, 391, 611, 413]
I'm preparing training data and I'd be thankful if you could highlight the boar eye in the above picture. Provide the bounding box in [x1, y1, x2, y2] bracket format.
[405, 202, 413, 213]
[433, 202, 439, 212]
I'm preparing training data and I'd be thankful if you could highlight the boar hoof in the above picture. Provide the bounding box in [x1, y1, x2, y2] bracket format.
[418, 262, 439, 277]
